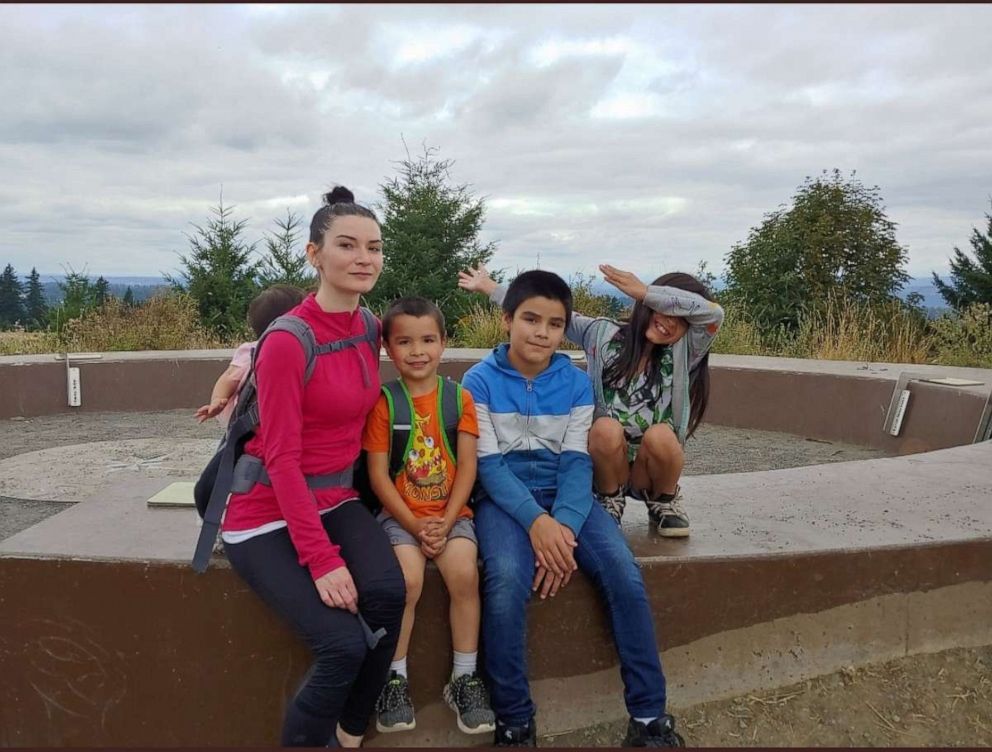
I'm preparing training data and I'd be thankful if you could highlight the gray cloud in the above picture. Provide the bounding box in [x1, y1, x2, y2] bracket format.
[0, 4, 989, 280]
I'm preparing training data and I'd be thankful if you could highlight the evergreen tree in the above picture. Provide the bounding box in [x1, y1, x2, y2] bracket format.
[24, 267, 48, 330]
[258, 210, 315, 290]
[122, 286, 136, 307]
[0, 263, 25, 328]
[933, 200, 992, 311]
[724, 169, 910, 330]
[49, 268, 97, 333]
[168, 198, 260, 338]
[368, 145, 497, 333]
[93, 276, 111, 305]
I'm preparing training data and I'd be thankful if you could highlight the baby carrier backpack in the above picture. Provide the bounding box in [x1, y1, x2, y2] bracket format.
[191, 308, 378, 573]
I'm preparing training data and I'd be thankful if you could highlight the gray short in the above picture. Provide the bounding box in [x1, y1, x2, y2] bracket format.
[378, 513, 478, 548]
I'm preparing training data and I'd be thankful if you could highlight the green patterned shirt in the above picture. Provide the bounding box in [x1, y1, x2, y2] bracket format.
[602, 340, 674, 462]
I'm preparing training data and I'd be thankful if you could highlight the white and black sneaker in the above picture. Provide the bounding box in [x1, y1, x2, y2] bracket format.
[595, 487, 627, 525]
[443, 672, 496, 735]
[375, 671, 416, 733]
[639, 486, 691, 538]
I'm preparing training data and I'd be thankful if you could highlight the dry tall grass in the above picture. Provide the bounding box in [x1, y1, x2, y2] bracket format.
[57, 294, 231, 352]
[0, 331, 58, 356]
[3, 289, 989, 369]
[713, 296, 936, 364]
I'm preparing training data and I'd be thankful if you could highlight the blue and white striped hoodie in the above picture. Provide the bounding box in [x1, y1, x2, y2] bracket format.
[462, 343, 595, 535]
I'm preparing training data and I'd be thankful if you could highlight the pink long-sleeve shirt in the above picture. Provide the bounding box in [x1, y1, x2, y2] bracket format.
[220, 294, 381, 580]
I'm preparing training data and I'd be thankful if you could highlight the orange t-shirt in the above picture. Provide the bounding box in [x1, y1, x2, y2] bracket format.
[362, 383, 479, 520]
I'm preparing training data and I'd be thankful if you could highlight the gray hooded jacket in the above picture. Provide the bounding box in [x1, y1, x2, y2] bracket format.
[489, 284, 724, 445]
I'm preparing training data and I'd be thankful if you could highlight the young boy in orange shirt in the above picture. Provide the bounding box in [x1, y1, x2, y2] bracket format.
[362, 296, 495, 736]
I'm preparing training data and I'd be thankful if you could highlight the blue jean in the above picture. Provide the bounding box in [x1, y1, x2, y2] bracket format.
[475, 488, 667, 726]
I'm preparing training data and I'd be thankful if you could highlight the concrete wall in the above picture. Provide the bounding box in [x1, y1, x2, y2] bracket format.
[2, 350, 989, 453]
[1, 540, 988, 746]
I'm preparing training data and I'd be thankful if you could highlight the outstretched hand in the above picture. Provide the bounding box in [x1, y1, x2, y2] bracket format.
[457, 265, 498, 296]
[599, 264, 648, 301]
[194, 398, 228, 423]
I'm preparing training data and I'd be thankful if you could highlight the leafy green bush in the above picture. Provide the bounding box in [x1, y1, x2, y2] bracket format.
[930, 304, 992, 368]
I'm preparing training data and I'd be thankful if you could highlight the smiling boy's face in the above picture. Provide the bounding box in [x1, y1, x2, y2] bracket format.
[503, 295, 567, 375]
[385, 314, 445, 383]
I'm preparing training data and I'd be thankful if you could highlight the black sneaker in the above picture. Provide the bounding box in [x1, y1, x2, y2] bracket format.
[645, 487, 690, 538]
[494, 717, 537, 747]
[622, 715, 685, 747]
[443, 672, 496, 734]
[375, 671, 415, 733]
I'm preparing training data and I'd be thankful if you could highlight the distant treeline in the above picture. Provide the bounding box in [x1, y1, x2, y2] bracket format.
[38, 280, 168, 305]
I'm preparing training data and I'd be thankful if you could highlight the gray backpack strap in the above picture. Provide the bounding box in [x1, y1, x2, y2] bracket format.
[383, 380, 413, 479]
[359, 306, 380, 351]
[256, 314, 320, 383]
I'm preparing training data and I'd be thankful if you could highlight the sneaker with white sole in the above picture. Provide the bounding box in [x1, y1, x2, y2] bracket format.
[443, 672, 496, 735]
[375, 671, 416, 733]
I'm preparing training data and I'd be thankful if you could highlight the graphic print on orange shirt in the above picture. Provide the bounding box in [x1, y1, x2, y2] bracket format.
[405, 411, 446, 491]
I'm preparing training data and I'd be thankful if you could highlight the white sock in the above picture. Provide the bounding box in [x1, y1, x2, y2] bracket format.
[634, 716, 658, 726]
[452, 650, 477, 679]
[390, 657, 408, 679]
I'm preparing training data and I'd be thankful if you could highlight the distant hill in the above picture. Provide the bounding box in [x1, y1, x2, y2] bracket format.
[586, 276, 949, 316]
[27, 275, 170, 305]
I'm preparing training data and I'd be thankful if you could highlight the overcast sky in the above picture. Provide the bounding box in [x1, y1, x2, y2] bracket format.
[2, 4, 990, 282]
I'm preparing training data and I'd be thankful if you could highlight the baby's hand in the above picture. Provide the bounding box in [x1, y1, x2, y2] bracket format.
[457, 265, 497, 296]
[195, 398, 229, 423]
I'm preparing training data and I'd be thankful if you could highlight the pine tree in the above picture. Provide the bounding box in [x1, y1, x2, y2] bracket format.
[94, 276, 111, 305]
[368, 145, 498, 332]
[49, 268, 97, 333]
[0, 264, 26, 328]
[168, 198, 260, 338]
[122, 286, 136, 307]
[258, 210, 316, 290]
[933, 201, 992, 311]
[24, 267, 48, 330]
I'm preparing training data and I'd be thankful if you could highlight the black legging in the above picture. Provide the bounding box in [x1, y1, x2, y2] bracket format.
[225, 499, 405, 745]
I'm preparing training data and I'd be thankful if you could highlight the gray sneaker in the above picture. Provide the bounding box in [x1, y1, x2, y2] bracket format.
[443, 672, 496, 735]
[595, 488, 627, 525]
[375, 671, 416, 733]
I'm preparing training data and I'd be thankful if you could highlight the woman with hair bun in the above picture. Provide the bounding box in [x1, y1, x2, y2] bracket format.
[221, 186, 405, 747]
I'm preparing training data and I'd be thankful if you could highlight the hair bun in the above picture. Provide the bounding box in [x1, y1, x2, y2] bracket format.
[323, 186, 355, 206]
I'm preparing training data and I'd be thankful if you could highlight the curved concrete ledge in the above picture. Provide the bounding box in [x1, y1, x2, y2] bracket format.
[1, 441, 989, 746]
[2, 350, 990, 454]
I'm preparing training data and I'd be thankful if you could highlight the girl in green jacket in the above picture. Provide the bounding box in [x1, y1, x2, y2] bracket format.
[458, 264, 723, 536]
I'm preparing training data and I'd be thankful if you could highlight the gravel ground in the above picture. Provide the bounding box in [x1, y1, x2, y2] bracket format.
[0, 409, 886, 542]
[542, 645, 992, 747]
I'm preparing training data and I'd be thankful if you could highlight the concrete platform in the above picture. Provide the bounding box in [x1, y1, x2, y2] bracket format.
[1, 441, 989, 746]
[1, 351, 990, 746]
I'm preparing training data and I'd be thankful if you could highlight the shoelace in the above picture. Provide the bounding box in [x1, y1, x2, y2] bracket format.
[598, 493, 626, 521]
[656, 497, 688, 520]
[378, 678, 409, 712]
[452, 675, 488, 710]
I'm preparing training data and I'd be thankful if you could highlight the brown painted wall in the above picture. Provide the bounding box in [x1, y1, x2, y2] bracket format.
[0, 356, 985, 452]
[1, 540, 988, 746]
[706, 367, 985, 453]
